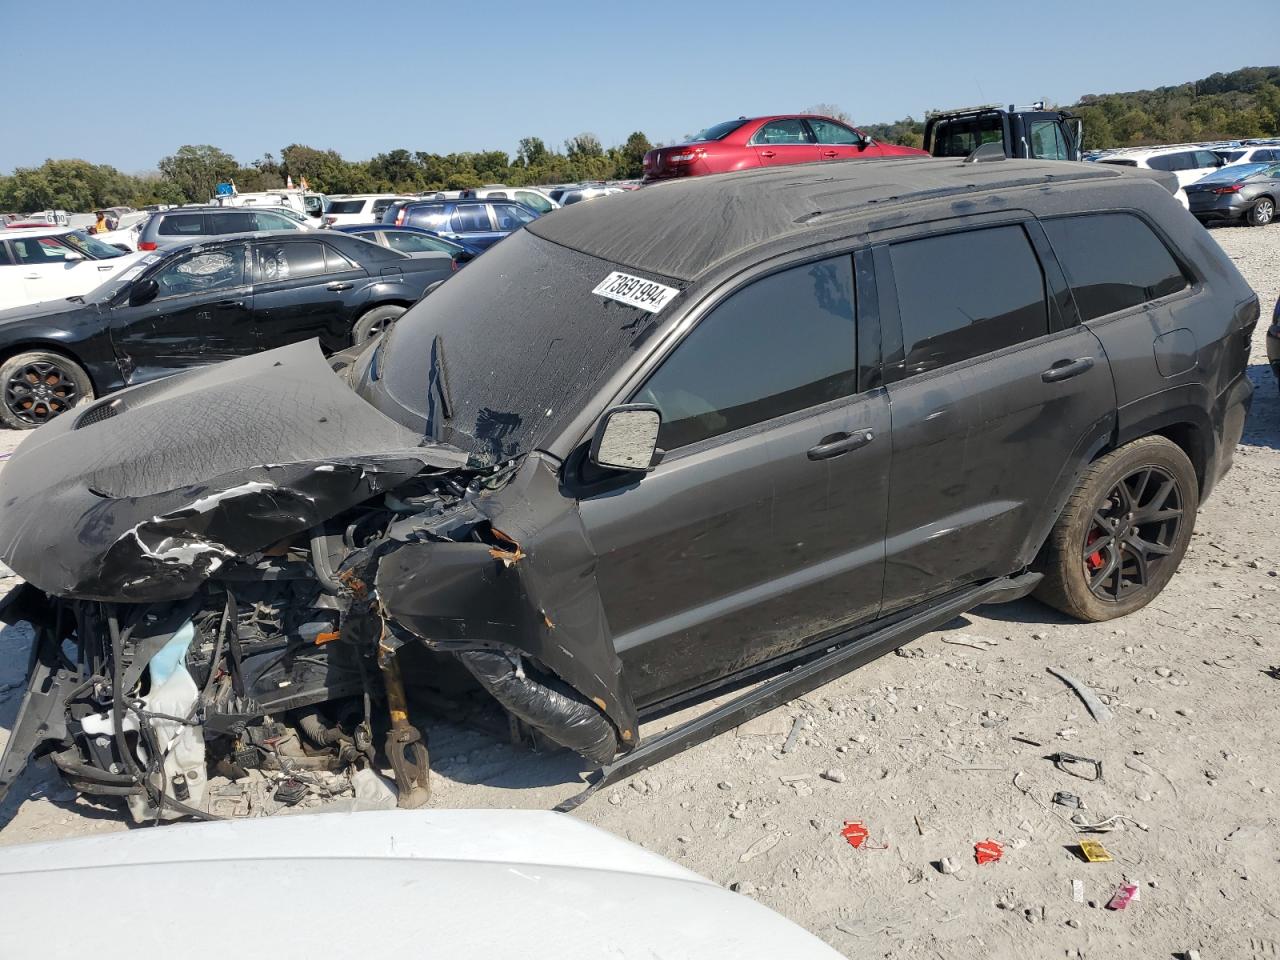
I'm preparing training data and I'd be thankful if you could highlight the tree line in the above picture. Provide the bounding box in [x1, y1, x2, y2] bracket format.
[0, 132, 655, 213]
[2, 66, 1277, 213]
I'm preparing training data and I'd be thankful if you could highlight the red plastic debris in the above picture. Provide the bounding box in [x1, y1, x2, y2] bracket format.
[1107, 884, 1138, 910]
[974, 839, 1004, 865]
[841, 821, 870, 849]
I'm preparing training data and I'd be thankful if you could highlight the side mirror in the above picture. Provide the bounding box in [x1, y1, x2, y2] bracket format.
[590, 404, 661, 472]
[856, 136, 870, 151]
[129, 277, 159, 307]
[62, 250, 84, 262]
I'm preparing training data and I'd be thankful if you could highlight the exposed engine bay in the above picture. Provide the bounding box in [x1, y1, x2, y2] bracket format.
[0, 343, 630, 822]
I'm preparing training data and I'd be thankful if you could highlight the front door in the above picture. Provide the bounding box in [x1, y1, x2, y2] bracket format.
[873, 219, 1115, 612]
[580, 254, 890, 707]
[109, 243, 254, 383]
[249, 238, 363, 353]
[749, 118, 820, 168]
[809, 117, 881, 161]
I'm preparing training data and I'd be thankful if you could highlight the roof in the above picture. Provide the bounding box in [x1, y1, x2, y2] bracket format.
[526, 156, 1162, 282]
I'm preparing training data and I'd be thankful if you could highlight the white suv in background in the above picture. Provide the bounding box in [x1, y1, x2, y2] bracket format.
[1214, 143, 1280, 167]
[1095, 146, 1226, 207]
[322, 194, 415, 227]
[0, 228, 146, 310]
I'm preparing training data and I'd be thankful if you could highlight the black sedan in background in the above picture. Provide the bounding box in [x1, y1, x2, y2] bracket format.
[1186, 162, 1280, 226]
[332, 224, 482, 264]
[0, 231, 453, 428]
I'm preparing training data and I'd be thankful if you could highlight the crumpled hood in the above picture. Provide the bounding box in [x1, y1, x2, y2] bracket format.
[0, 340, 467, 601]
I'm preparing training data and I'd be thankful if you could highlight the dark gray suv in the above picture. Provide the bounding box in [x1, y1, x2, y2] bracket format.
[0, 157, 1257, 819]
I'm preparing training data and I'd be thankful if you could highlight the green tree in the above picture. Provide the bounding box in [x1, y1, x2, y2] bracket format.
[157, 145, 239, 202]
[614, 131, 653, 179]
[515, 137, 549, 168]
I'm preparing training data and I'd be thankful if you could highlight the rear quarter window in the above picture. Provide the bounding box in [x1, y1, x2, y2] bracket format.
[1042, 213, 1189, 322]
[327, 200, 367, 215]
[158, 214, 208, 236]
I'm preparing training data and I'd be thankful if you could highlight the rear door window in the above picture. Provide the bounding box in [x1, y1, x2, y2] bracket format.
[888, 225, 1048, 377]
[252, 240, 329, 282]
[210, 211, 258, 234]
[324, 244, 360, 271]
[252, 211, 302, 231]
[633, 256, 857, 450]
[1042, 213, 1188, 321]
[450, 205, 493, 233]
[157, 214, 208, 236]
[326, 200, 367, 215]
[751, 119, 815, 145]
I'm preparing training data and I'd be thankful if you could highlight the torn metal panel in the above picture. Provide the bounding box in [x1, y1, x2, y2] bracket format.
[376, 454, 637, 746]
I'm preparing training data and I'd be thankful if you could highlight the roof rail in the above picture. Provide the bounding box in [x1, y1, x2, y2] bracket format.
[925, 102, 1002, 119]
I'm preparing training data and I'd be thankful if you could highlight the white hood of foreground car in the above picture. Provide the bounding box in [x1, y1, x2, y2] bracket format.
[0, 809, 843, 960]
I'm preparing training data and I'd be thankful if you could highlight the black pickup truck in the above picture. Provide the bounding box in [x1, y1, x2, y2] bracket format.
[925, 102, 1083, 162]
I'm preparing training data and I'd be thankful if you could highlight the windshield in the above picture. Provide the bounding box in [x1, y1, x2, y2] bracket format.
[62, 230, 127, 259]
[691, 119, 748, 142]
[363, 229, 684, 465]
[1198, 162, 1274, 183]
[80, 252, 163, 303]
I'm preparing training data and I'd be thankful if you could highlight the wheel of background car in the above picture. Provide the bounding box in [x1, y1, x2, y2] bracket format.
[0, 350, 95, 430]
[352, 304, 405, 344]
[1246, 197, 1275, 226]
[1033, 435, 1198, 621]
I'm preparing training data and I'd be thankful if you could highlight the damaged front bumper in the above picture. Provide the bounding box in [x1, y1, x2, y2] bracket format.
[0, 342, 634, 821]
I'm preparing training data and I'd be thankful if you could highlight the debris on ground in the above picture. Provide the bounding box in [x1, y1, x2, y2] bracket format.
[1079, 840, 1113, 862]
[781, 715, 807, 753]
[974, 839, 1003, 865]
[1049, 751, 1104, 781]
[1106, 883, 1139, 910]
[739, 831, 783, 863]
[1046, 667, 1112, 722]
[940, 633, 998, 651]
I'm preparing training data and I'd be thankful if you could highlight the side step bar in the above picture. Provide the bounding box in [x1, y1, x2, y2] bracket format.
[555, 571, 1040, 812]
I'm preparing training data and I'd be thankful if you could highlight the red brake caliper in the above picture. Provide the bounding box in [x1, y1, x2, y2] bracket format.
[1085, 530, 1104, 571]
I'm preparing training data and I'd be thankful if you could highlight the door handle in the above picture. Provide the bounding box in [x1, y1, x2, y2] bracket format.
[1041, 357, 1095, 383]
[213, 299, 244, 309]
[97, 264, 114, 271]
[760, 150, 776, 159]
[822, 150, 839, 158]
[807, 429, 875, 461]
[326, 281, 353, 291]
[23, 273, 40, 280]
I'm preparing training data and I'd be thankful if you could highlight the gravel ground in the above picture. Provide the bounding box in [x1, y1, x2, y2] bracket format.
[1, 223, 1278, 957]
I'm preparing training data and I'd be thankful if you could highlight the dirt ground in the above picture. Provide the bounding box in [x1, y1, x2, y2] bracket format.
[2, 224, 1278, 958]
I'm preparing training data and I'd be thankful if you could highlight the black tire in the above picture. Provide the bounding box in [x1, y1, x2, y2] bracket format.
[1034, 436, 1198, 622]
[352, 304, 405, 344]
[0, 350, 95, 430]
[1246, 196, 1275, 227]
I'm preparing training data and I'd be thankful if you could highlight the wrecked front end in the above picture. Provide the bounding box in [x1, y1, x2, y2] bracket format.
[0, 342, 632, 822]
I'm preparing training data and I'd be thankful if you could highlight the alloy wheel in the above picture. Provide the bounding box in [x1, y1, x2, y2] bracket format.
[4, 360, 81, 426]
[1256, 199, 1275, 225]
[1082, 465, 1183, 601]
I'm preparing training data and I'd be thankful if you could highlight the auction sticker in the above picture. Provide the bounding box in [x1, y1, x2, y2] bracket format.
[593, 271, 679, 313]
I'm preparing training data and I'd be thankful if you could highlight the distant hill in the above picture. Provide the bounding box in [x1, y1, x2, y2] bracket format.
[863, 66, 1280, 150]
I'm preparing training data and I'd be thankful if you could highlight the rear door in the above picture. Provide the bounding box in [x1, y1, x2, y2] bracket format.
[450, 203, 504, 249]
[873, 217, 1115, 612]
[809, 118, 880, 160]
[582, 254, 890, 706]
[249, 238, 365, 352]
[748, 118, 820, 167]
[109, 243, 253, 381]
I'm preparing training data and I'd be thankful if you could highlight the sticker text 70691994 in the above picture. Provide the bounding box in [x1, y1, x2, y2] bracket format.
[592, 271, 679, 314]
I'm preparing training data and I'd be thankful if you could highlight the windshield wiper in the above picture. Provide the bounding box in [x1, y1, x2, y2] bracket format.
[425, 333, 454, 435]
[65, 295, 85, 303]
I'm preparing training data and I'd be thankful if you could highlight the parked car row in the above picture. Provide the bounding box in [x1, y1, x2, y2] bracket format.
[0, 230, 453, 428]
[0, 227, 147, 311]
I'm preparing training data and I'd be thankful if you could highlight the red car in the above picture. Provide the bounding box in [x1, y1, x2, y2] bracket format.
[642, 115, 928, 183]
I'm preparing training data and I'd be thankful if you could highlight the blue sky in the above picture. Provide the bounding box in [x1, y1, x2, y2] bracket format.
[3, 0, 1276, 173]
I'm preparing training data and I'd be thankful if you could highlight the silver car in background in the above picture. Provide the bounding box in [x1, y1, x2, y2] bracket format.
[137, 206, 313, 250]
